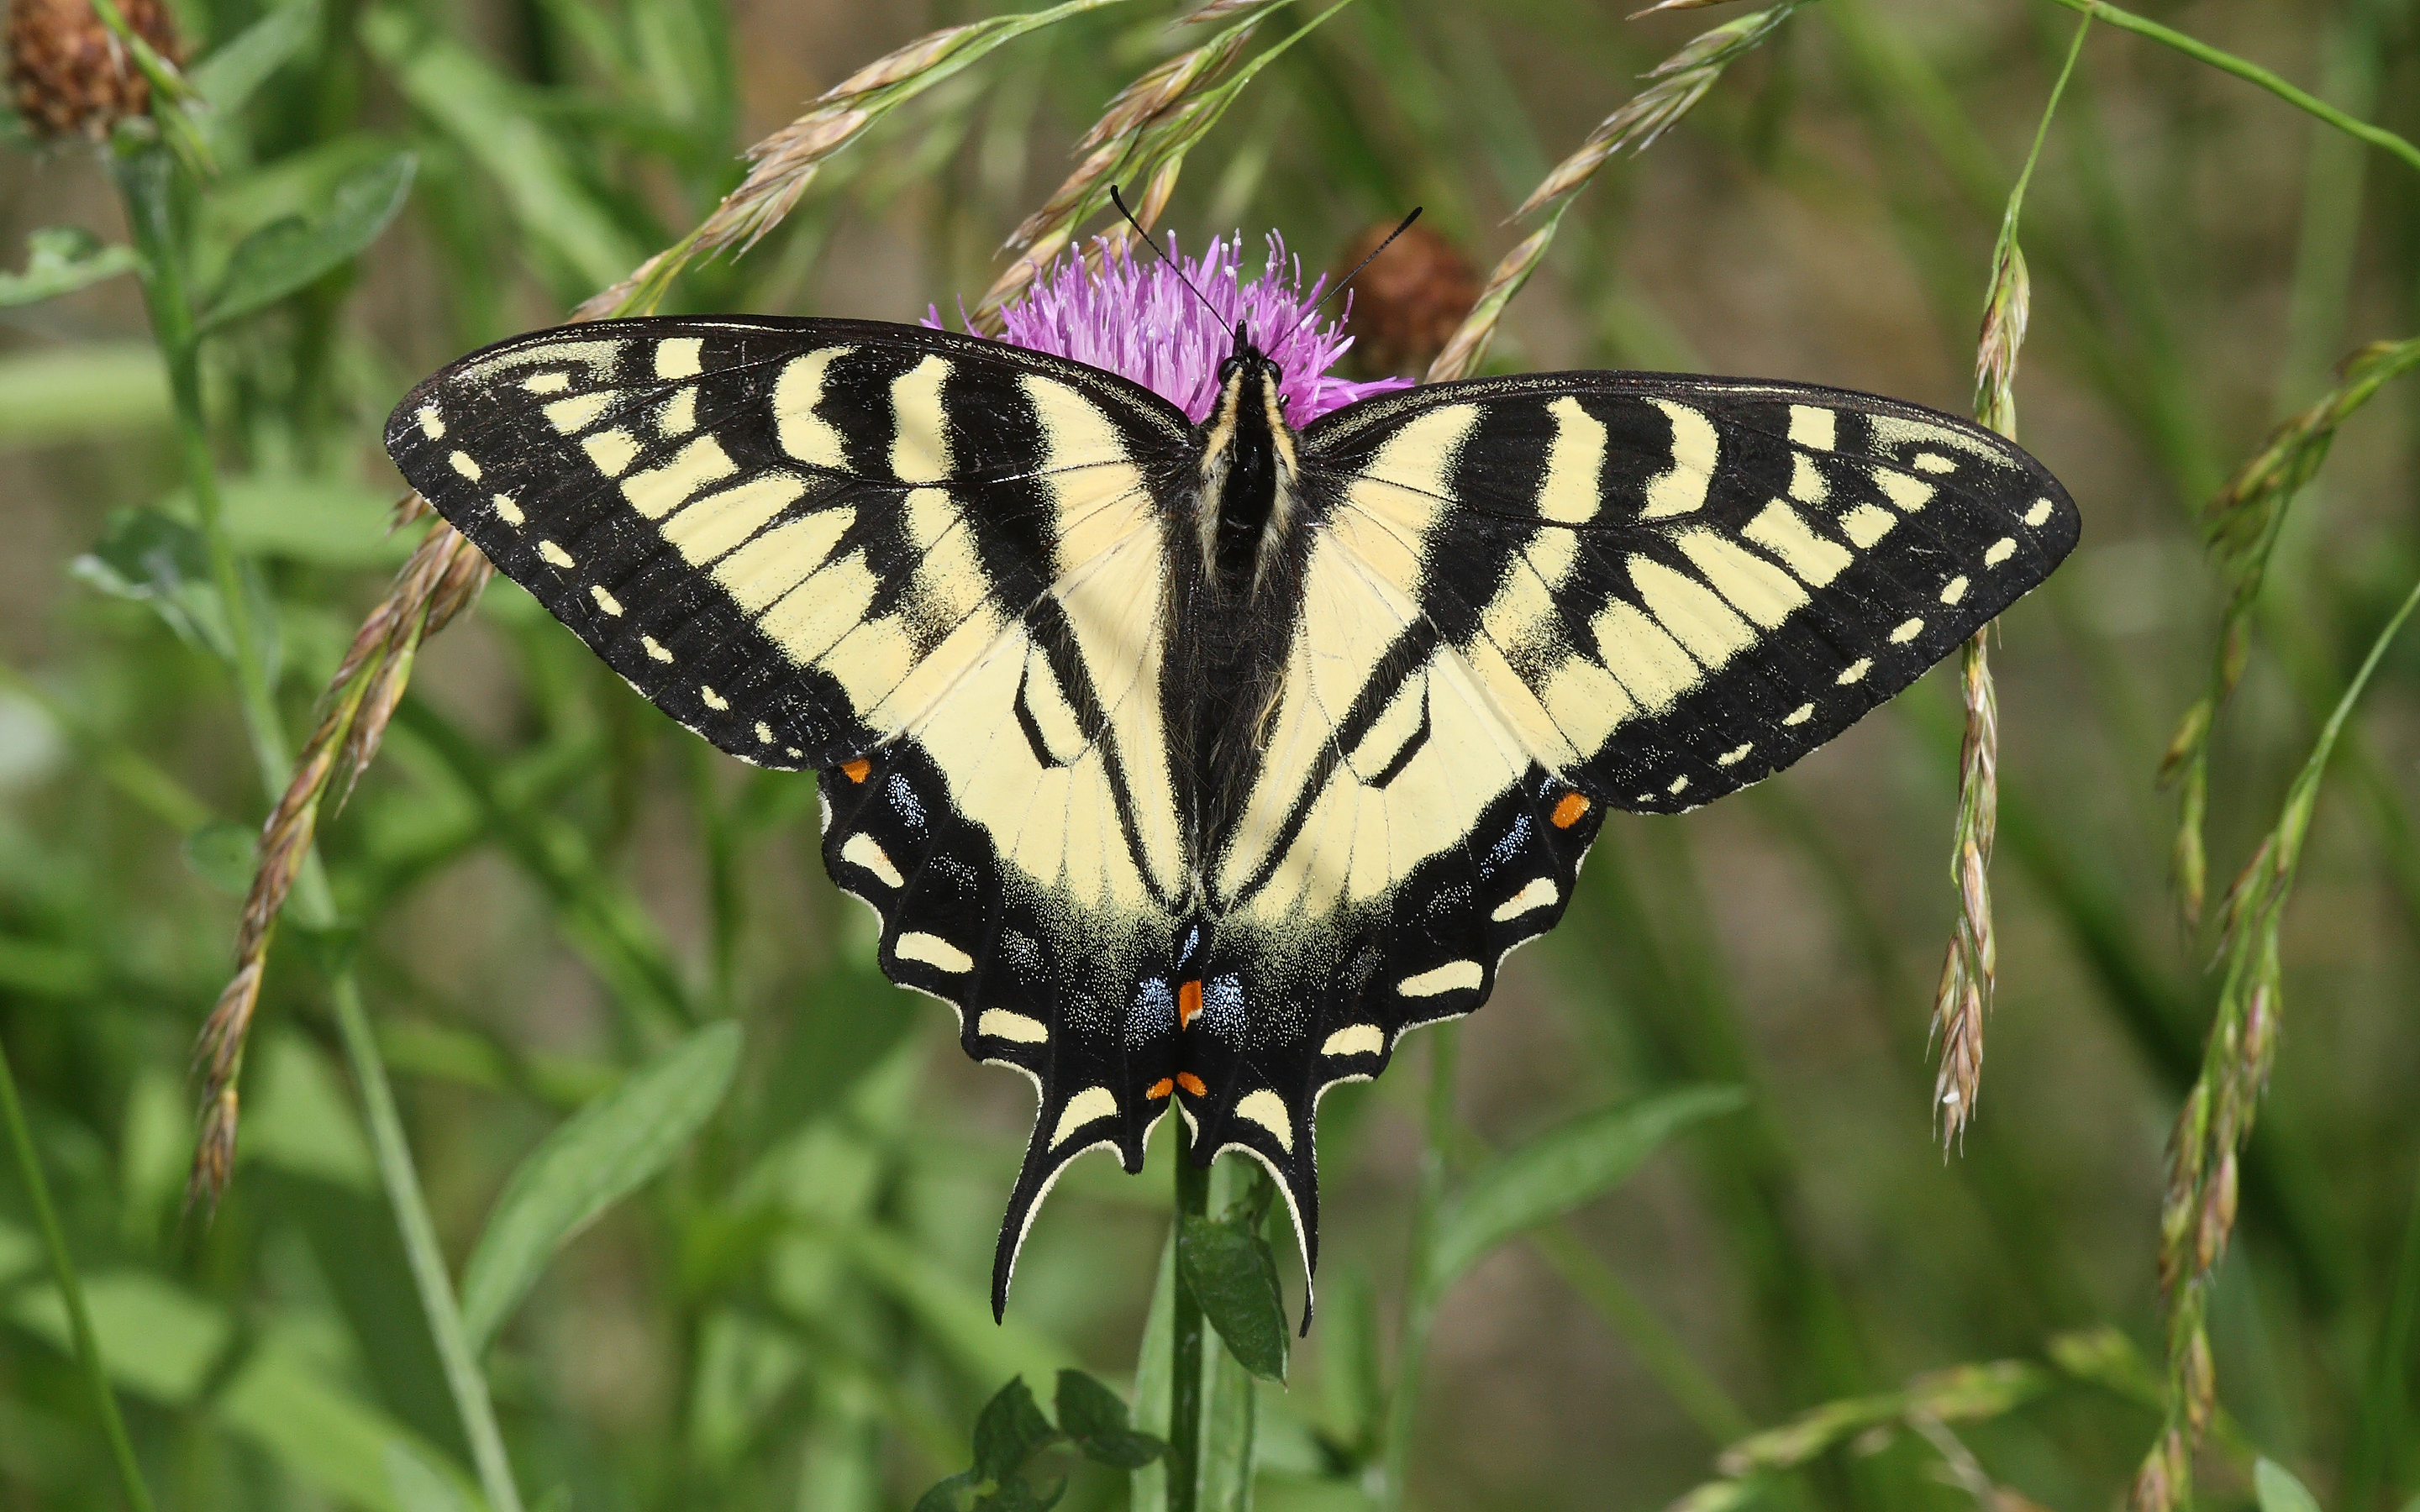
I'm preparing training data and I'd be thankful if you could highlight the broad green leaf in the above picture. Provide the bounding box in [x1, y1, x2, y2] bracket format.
[200, 153, 416, 329]
[361, 8, 650, 291]
[183, 818, 258, 896]
[1429, 1084, 1747, 1287]
[385, 1441, 476, 1512]
[0, 344, 170, 450]
[245, 1036, 376, 1191]
[192, 0, 321, 112]
[164, 474, 411, 567]
[459, 1021, 741, 1352]
[973, 1377, 1058, 1482]
[71, 507, 283, 683]
[0, 228, 140, 307]
[1055, 1369, 1164, 1469]
[1177, 1214, 1288, 1383]
[217, 1337, 479, 1512]
[2255, 1460, 2324, 1512]
[10, 1270, 230, 1404]
[912, 1472, 984, 1512]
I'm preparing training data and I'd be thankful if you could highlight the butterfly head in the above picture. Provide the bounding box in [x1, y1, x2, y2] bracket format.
[1214, 324, 1289, 423]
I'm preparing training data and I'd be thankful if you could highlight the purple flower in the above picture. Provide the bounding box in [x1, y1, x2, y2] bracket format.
[929, 233, 1413, 425]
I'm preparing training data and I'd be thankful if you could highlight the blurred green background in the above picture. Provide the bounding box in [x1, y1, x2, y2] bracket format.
[4, 1, 2420, 1509]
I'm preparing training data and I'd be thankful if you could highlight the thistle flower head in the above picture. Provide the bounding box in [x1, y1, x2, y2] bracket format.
[934, 231, 1412, 425]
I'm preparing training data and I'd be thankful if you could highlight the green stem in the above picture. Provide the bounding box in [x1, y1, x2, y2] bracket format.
[1169, 1147, 1211, 1512]
[111, 135, 526, 1512]
[1378, 1023, 1458, 1512]
[0, 1032, 157, 1512]
[2043, 0, 2420, 180]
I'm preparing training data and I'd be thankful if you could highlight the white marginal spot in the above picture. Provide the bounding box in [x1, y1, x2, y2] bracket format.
[897, 931, 974, 974]
[590, 585, 623, 616]
[755, 722, 772, 743]
[1642, 399, 1718, 519]
[786, 746, 802, 759]
[1321, 1023, 1386, 1058]
[1667, 774, 1690, 795]
[1491, 876, 1559, 922]
[980, 1009, 1050, 1044]
[840, 833, 902, 887]
[1985, 538, 2018, 567]
[582, 428, 641, 477]
[492, 494, 524, 527]
[1891, 617, 1923, 643]
[520, 372, 571, 395]
[538, 540, 574, 569]
[1789, 404, 1835, 450]
[642, 635, 673, 663]
[1913, 452, 1957, 475]
[1234, 1089, 1294, 1153]
[1840, 503, 1896, 549]
[1399, 960, 1483, 998]
[1718, 742, 1752, 766]
[2024, 498, 2055, 527]
[1051, 1087, 1118, 1147]
[654, 337, 704, 380]
[699, 685, 729, 710]
[416, 405, 445, 439]
[1783, 702, 1814, 726]
[1940, 575, 1970, 605]
[1838, 657, 1873, 685]
[545, 392, 613, 434]
[450, 450, 481, 480]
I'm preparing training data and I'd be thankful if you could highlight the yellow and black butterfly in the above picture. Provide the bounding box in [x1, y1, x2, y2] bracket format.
[385, 274, 2076, 1325]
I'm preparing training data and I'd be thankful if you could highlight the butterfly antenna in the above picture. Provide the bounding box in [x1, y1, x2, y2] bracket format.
[1108, 184, 1235, 342]
[1289, 207, 1423, 340]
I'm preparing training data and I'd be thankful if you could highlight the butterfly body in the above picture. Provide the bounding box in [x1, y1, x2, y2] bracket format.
[387, 312, 2077, 1325]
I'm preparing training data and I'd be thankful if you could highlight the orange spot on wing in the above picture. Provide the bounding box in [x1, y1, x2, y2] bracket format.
[1176, 1072, 1207, 1097]
[1146, 1078, 1175, 1100]
[1177, 979, 1203, 1030]
[1551, 791, 1591, 829]
[840, 758, 871, 783]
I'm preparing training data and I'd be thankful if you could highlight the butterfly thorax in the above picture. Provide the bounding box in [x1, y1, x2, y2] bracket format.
[1194, 335, 1301, 598]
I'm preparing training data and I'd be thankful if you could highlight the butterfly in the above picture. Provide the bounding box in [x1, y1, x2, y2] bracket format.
[385, 295, 2077, 1327]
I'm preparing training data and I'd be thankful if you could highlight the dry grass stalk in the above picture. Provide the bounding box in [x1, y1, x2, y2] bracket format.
[575, 0, 1132, 323]
[1428, 2, 1811, 383]
[2157, 334, 2420, 921]
[2129, 570, 2420, 1512]
[971, 0, 1288, 332]
[187, 516, 490, 1211]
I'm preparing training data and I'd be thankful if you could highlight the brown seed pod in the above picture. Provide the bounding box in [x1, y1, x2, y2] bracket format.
[7, 0, 181, 140]
[1333, 219, 1479, 379]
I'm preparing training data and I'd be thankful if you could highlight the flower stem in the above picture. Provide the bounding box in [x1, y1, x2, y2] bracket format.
[0, 1031, 157, 1512]
[1168, 1142, 1211, 1512]
[110, 134, 526, 1512]
[1378, 1023, 1458, 1512]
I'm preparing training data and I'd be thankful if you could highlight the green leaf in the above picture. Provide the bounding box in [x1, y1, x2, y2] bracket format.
[71, 507, 282, 681]
[0, 344, 171, 451]
[384, 1441, 476, 1512]
[192, 0, 321, 113]
[912, 1472, 983, 1512]
[163, 473, 412, 568]
[10, 1270, 231, 1404]
[1055, 1369, 1165, 1470]
[199, 152, 416, 330]
[215, 1336, 478, 1512]
[1429, 1084, 1747, 1287]
[183, 818, 258, 896]
[2256, 1460, 2325, 1512]
[458, 1021, 741, 1352]
[245, 1036, 376, 1191]
[0, 228, 141, 307]
[973, 1376, 1059, 1482]
[1177, 1214, 1289, 1383]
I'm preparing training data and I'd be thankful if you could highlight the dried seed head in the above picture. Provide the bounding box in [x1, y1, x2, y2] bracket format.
[1334, 219, 1479, 379]
[7, 0, 180, 139]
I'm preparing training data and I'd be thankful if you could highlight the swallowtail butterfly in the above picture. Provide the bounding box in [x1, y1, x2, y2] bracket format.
[386, 298, 2076, 1325]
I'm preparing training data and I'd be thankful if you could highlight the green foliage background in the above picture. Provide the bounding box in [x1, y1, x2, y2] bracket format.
[3, 1, 2420, 1509]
